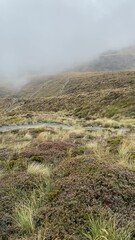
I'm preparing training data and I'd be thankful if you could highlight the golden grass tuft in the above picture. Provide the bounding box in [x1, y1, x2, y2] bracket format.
[118, 138, 135, 169]
[23, 133, 33, 141]
[27, 163, 50, 179]
[36, 132, 52, 142]
[91, 143, 110, 161]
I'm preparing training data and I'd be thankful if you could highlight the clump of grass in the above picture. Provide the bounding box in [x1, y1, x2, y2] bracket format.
[13, 175, 52, 235]
[89, 118, 121, 128]
[14, 203, 35, 234]
[7, 142, 29, 155]
[36, 129, 68, 142]
[120, 118, 135, 128]
[24, 133, 33, 141]
[86, 141, 98, 150]
[84, 215, 131, 240]
[13, 181, 51, 235]
[118, 138, 135, 169]
[36, 132, 52, 142]
[92, 143, 110, 161]
[27, 163, 50, 180]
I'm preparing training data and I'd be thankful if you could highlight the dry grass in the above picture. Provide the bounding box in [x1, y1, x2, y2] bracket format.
[89, 130, 111, 139]
[93, 118, 121, 128]
[92, 143, 110, 161]
[36, 128, 71, 142]
[10, 142, 29, 152]
[86, 141, 98, 150]
[27, 163, 50, 179]
[87, 117, 135, 129]
[36, 132, 52, 142]
[118, 138, 135, 170]
[120, 118, 135, 128]
[23, 133, 33, 141]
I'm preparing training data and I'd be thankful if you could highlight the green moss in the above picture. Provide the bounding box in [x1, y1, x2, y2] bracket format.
[48, 190, 59, 202]
[30, 156, 44, 163]
[79, 147, 85, 154]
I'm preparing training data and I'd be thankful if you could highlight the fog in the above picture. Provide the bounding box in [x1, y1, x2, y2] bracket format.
[0, 0, 135, 86]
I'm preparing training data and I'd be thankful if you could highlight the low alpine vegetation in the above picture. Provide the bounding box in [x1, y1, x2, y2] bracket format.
[27, 163, 50, 180]
[14, 203, 35, 234]
[84, 214, 131, 240]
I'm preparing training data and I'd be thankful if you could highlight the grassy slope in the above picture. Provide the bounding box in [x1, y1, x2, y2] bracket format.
[79, 46, 135, 71]
[16, 71, 135, 119]
[0, 70, 135, 239]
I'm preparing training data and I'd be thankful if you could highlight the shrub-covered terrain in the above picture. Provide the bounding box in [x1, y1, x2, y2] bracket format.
[0, 70, 135, 239]
[0, 125, 135, 240]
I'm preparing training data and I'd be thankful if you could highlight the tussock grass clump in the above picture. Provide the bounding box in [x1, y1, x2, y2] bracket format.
[36, 132, 52, 142]
[10, 142, 29, 152]
[94, 118, 121, 128]
[118, 138, 135, 169]
[27, 163, 50, 179]
[84, 215, 130, 240]
[23, 133, 33, 141]
[36, 129, 69, 142]
[13, 177, 51, 235]
[14, 203, 35, 234]
[120, 118, 135, 128]
[86, 141, 98, 150]
[92, 143, 110, 161]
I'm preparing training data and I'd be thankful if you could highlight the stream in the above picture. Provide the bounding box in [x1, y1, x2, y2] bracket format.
[0, 122, 72, 132]
[0, 122, 131, 133]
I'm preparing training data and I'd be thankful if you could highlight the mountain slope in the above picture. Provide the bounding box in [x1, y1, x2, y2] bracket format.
[0, 85, 10, 97]
[15, 71, 135, 119]
[79, 46, 135, 72]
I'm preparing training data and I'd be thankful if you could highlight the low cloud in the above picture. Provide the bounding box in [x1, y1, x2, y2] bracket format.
[0, 0, 135, 85]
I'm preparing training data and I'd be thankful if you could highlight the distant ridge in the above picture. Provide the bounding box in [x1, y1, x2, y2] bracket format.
[78, 46, 135, 72]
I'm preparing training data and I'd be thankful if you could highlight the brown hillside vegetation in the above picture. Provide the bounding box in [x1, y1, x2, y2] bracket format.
[15, 70, 135, 120]
[0, 70, 135, 240]
[0, 125, 135, 239]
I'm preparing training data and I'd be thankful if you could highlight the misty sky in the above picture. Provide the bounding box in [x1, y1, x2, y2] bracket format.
[0, 0, 135, 85]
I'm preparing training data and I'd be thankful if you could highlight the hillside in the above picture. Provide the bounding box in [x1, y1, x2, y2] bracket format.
[79, 46, 135, 72]
[0, 70, 135, 240]
[0, 85, 11, 97]
[0, 91, 135, 239]
[13, 71, 135, 120]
